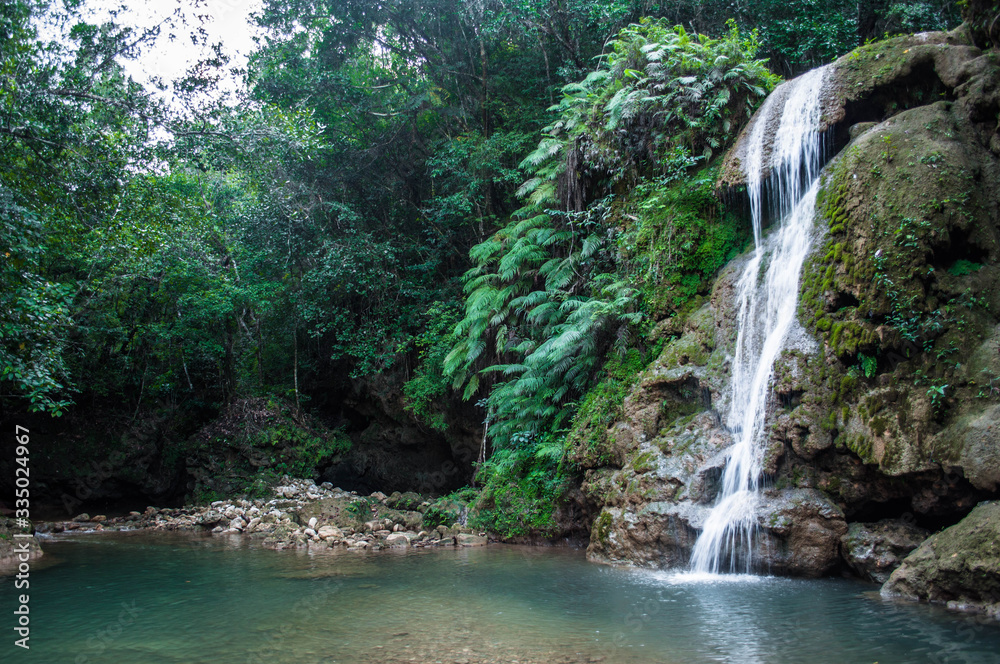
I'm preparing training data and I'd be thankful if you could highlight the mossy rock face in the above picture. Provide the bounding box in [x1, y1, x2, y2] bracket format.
[294, 496, 360, 527]
[576, 301, 725, 469]
[934, 404, 1000, 491]
[719, 27, 992, 191]
[961, 0, 1000, 49]
[883, 501, 1000, 617]
[385, 491, 423, 511]
[791, 43, 1000, 485]
[592, 509, 614, 546]
[584, 31, 1000, 576]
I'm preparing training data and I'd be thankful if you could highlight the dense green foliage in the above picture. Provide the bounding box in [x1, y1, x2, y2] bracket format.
[442, 20, 769, 535]
[0, 0, 965, 519]
[961, 0, 1000, 47]
[186, 397, 351, 501]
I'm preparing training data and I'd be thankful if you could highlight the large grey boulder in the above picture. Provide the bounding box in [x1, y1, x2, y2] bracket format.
[841, 520, 929, 583]
[882, 501, 1000, 618]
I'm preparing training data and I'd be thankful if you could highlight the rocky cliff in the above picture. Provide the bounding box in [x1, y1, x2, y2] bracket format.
[576, 25, 1000, 611]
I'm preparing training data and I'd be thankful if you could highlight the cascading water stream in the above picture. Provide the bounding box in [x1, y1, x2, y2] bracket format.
[688, 66, 829, 575]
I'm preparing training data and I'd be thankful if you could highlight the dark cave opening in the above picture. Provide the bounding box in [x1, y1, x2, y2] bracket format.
[930, 227, 992, 272]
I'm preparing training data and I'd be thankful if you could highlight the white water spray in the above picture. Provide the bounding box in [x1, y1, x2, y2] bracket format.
[689, 67, 828, 575]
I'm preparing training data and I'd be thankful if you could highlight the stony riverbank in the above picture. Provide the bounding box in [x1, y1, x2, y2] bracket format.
[34, 477, 488, 552]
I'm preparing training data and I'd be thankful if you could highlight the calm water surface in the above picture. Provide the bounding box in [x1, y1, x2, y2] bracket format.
[3, 532, 999, 663]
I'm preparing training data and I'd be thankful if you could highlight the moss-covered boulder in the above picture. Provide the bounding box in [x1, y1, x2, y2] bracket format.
[721, 27, 998, 190]
[882, 501, 1000, 617]
[385, 491, 423, 511]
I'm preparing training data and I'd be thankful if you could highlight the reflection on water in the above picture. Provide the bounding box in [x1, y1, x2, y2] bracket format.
[3, 532, 999, 664]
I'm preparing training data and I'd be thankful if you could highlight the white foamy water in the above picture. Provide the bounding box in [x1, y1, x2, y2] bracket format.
[689, 67, 828, 575]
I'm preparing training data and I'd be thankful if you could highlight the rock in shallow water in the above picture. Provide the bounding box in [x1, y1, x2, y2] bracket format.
[840, 519, 929, 584]
[317, 525, 343, 540]
[456, 533, 487, 547]
[753, 489, 848, 577]
[385, 533, 410, 548]
[882, 501, 1000, 618]
[588, 488, 847, 576]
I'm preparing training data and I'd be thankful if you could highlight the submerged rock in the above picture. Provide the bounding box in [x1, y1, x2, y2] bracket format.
[882, 501, 1000, 618]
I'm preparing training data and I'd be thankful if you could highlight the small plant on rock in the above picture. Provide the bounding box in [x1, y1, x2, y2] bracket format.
[926, 383, 949, 414]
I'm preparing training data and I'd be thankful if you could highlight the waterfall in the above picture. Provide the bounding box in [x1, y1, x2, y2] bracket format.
[688, 67, 828, 575]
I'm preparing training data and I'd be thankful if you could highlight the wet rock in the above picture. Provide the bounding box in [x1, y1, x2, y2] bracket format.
[588, 501, 706, 569]
[882, 501, 1000, 618]
[840, 520, 929, 583]
[385, 533, 410, 547]
[198, 510, 225, 526]
[317, 525, 343, 540]
[456, 533, 487, 547]
[72, 513, 91, 523]
[588, 488, 846, 576]
[753, 489, 848, 577]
